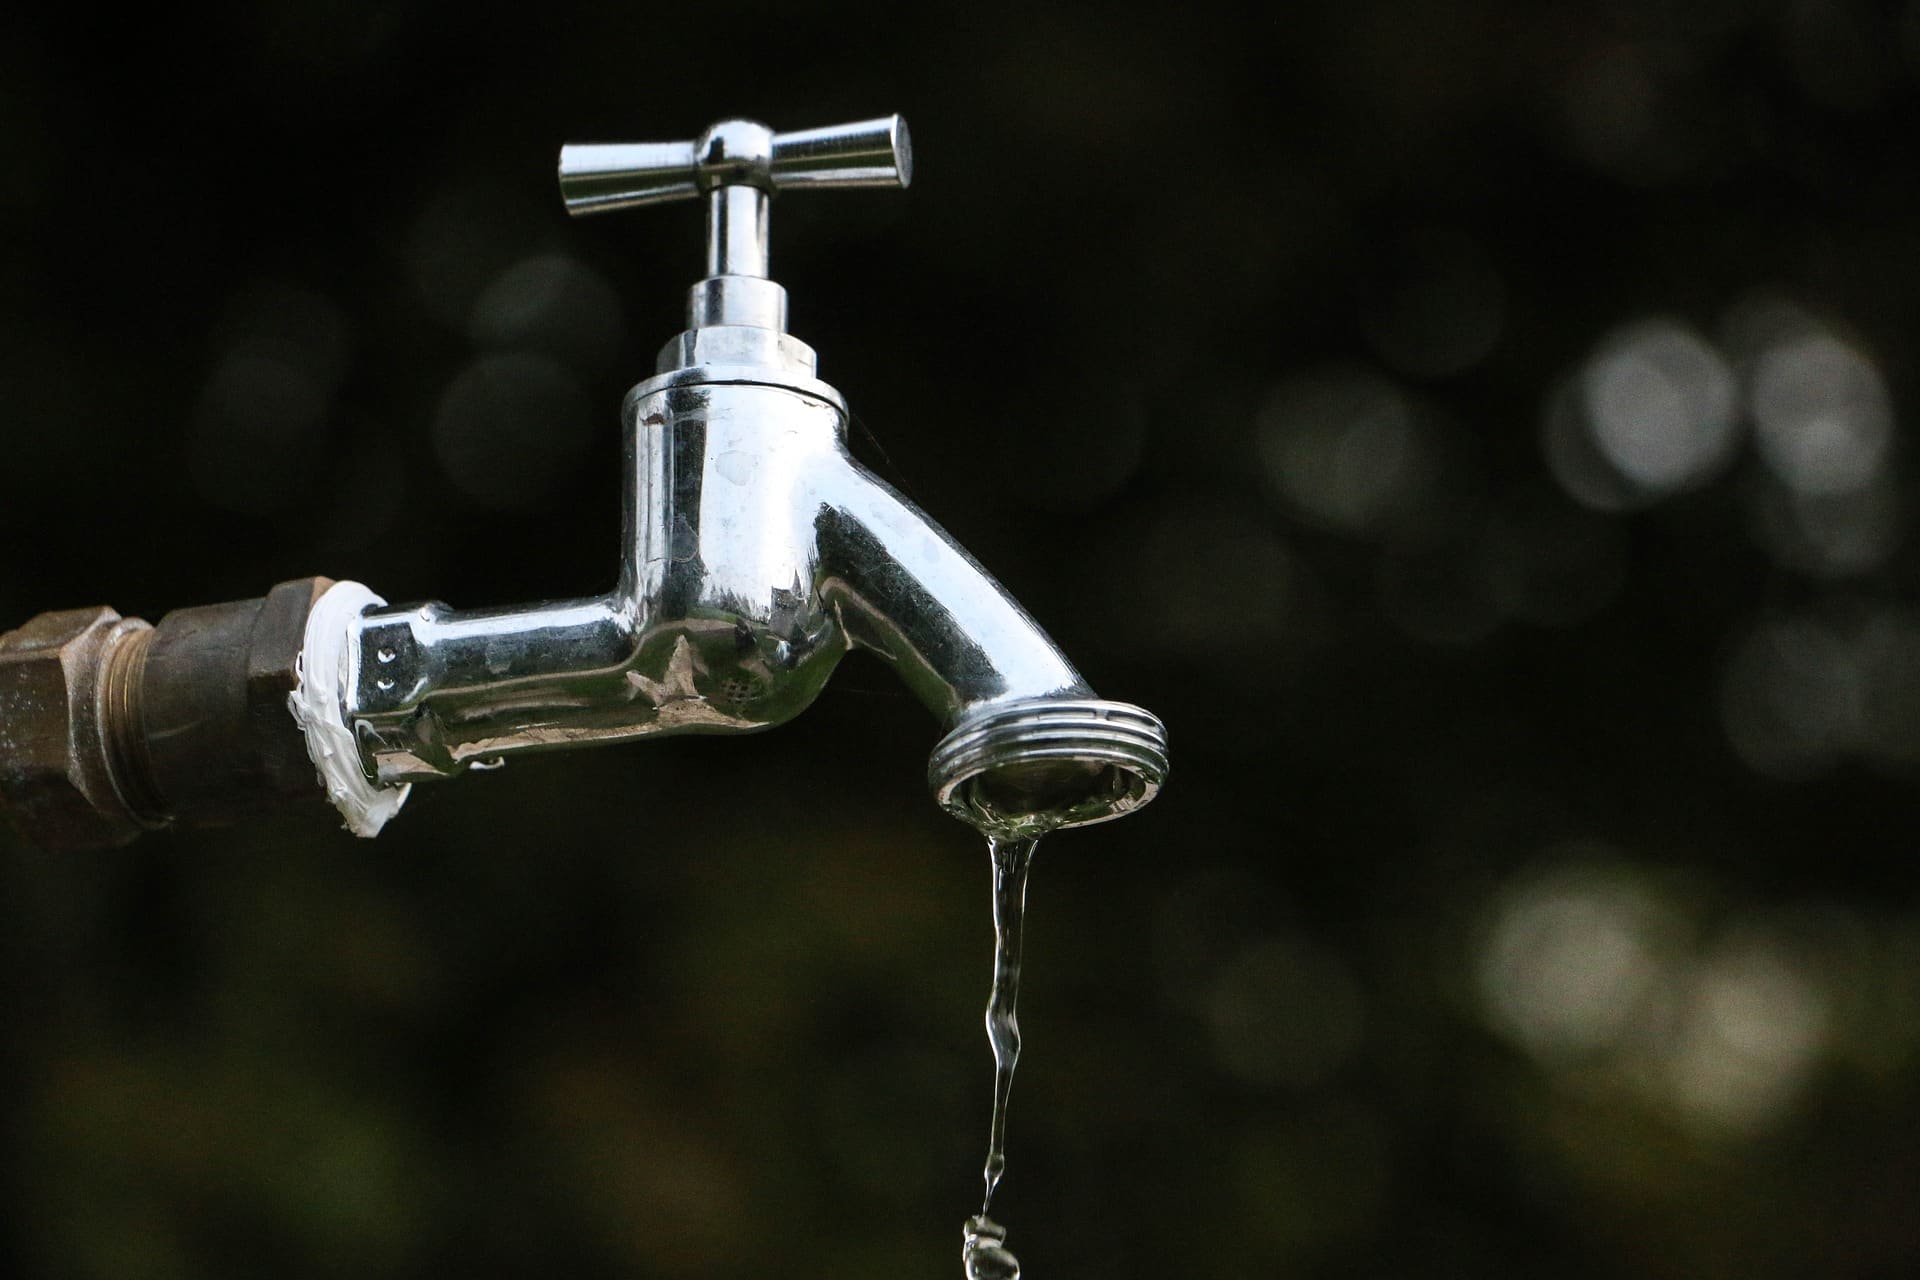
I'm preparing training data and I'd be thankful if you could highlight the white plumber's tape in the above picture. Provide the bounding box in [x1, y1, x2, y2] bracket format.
[286, 581, 411, 838]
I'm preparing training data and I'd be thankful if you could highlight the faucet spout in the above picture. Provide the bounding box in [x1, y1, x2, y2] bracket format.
[816, 461, 1088, 723]
[814, 454, 1167, 834]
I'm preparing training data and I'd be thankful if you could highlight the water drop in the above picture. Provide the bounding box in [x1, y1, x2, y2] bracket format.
[963, 1214, 1021, 1280]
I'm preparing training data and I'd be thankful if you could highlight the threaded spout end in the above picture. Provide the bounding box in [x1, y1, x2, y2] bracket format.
[927, 697, 1168, 837]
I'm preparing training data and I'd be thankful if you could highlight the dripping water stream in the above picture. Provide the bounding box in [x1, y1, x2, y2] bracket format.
[981, 833, 1033, 1214]
[962, 833, 1038, 1280]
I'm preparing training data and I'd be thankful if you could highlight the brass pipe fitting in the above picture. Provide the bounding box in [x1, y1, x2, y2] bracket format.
[0, 578, 336, 851]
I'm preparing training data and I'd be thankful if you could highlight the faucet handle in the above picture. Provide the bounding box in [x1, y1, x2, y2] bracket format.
[561, 115, 911, 337]
[557, 115, 912, 217]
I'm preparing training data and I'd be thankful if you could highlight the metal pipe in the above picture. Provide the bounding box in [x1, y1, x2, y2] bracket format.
[0, 579, 341, 849]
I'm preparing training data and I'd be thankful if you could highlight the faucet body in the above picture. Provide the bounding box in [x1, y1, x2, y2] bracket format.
[349, 366, 1089, 785]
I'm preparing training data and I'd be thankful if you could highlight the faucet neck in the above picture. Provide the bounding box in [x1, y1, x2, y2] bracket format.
[654, 287, 815, 380]
[705, 183, 771, 279]
[687, 158, 788, 334]
[685, 274, 789, 333]
[660, 179, 809, 378]
[666, 130, 800, 373]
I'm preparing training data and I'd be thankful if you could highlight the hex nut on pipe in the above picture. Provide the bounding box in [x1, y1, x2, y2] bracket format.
[140, 577, 336, 825]
[0, 607, 159, 850]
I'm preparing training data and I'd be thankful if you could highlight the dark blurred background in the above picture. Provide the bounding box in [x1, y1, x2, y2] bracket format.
[5, 1, 1920, 1276]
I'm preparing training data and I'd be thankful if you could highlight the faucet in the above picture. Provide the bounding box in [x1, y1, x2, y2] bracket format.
[0, 115, 1168, 851]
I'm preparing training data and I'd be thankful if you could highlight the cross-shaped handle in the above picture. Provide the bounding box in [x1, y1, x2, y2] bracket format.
[558, 116, 912, 281]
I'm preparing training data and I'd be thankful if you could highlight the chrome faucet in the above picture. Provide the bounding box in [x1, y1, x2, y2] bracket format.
[0, 114, 1167, 849]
